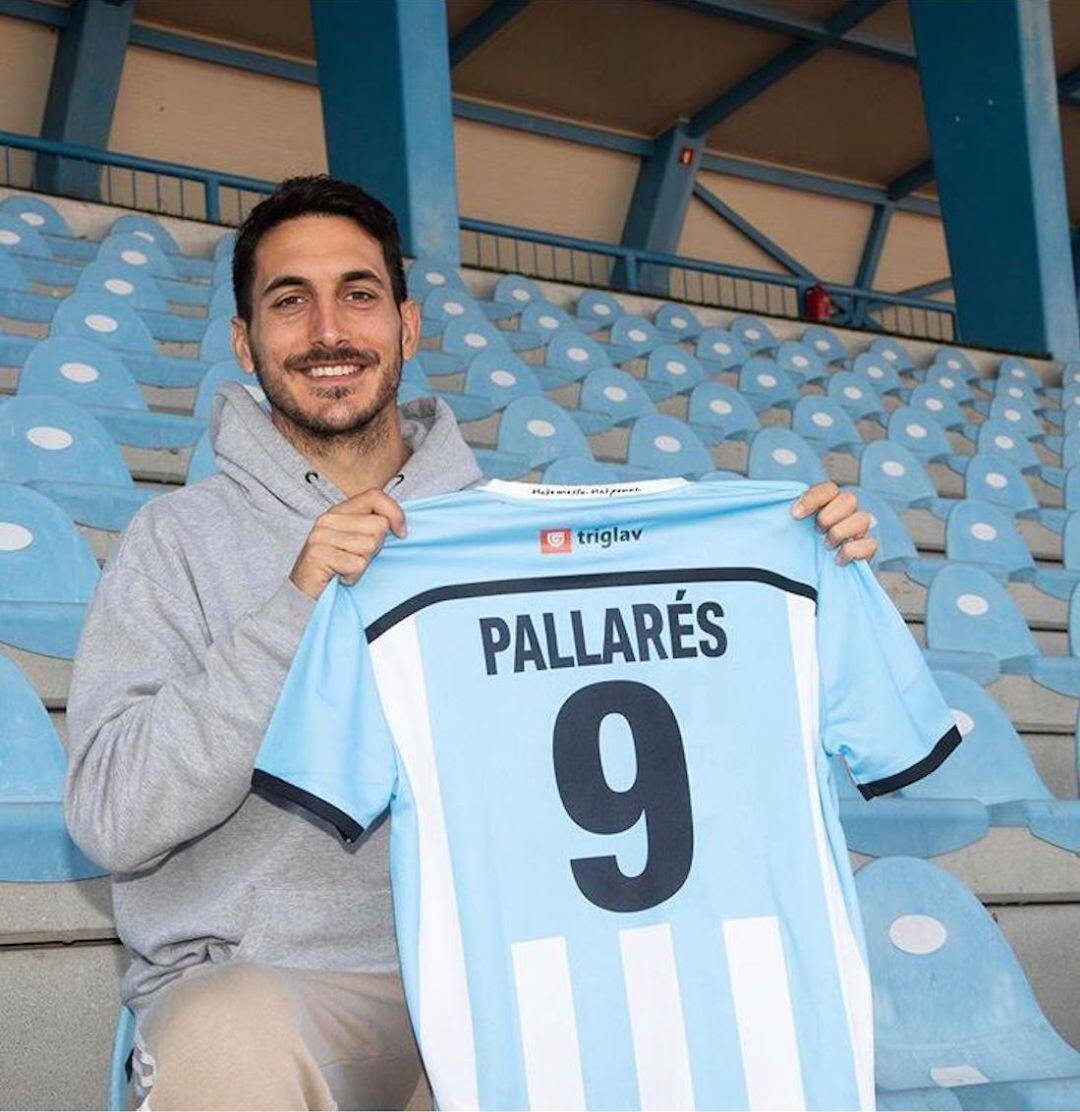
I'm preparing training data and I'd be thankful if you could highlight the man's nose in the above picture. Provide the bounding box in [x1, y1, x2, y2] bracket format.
[308, 294, 349, 347]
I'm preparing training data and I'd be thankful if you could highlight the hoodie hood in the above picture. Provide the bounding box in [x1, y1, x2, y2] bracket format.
[209, 381, 483, 516]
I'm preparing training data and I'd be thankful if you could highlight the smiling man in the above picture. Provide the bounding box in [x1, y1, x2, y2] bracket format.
[64, 176, 875, 1110]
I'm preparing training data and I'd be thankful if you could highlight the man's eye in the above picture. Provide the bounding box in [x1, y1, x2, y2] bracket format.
[346, 289, 376, 302]
[273, 294, 304, 309]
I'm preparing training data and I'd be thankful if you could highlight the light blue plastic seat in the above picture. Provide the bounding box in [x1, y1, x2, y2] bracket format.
[109, 215, 213, 281]
[932, 347, 980, 384]
[186, 431, 217, 484]
[538, 329, 612, 389]
[598, 314, 667, 365]
[988, 395, 1046, 443]
[213, 231, 236, 262]
[625, 414, 715, 478]
[0, 247, 62, 324]
[686, 381, 760, 446]
[887, 406, 968, 474]
[800, 325, 848, 364]
[208, 282, 237, 319]
[909, 384, 976, 440]
[418, 316, 513, 377]
[828, 370, 887, 424]
[654, 301, 703, 340]
[406, 257, 469, 301]
[483, 274, 544, 321]
[20, 337, 204, 449]
[461, 349, 542, 412]
[473, 396, 592, 480]
[747, 428, 828, 484]
[75, 258, 205, 344]
[776, 340, 828, 384]
[998, 355, 1043, 394]
[977, 419, 1063, 487]
[694, 327, 748, 375]
[575, 290, 626, 333]
[211, 255, 231, 288]
[574, 366, 655, 435]
[851, 486, 944, 583]
[922, 364, 976, 406]
[852, 351, 904, 396]
[869, 335, 916, 373]
[964, 452, 1067, 534]
[1062, 432, 1080, 473]
[108, 1006, 136, 1110]
[792, 395, 864, 456]
[192, 360, 265, 420]
[541, 457, 658, 484]
[198, 315, 235, 363]
[0, 194, 72, 237]
[420, 286, 483, 338]
[737, 357, 799, 412]
[0, 655, 104, 880]
[398, 354, 494, 422]
[0, 394, 158, 531]
[924, 563, 1080, 693]
[0, 481, 98, 657]
[97, 232, 209, 307]
[640, 344, 705, 401]
[730, 314, 776, 354]
[974, 375, 1044, 421]
[51, 294, 208, 388]
[503, 301, 563, 351]
[859, 440, 951, 518]
[858, 856, 1080, 1106]
[0, 213, 79, 285]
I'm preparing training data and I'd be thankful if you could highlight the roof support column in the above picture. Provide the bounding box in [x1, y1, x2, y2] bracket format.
[910, 0, 1079, 358]
[310, 0, 461, 263]
[614, 122, 703, 293]
[36, 0, 133, 200]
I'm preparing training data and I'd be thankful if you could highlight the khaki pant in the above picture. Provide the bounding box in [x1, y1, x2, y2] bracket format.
[130, 964, 428, 1110]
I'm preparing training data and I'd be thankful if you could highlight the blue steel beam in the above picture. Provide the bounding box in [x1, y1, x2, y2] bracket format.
[692, 181, 813, 277]
[449, 0, 530, 67]
[311, 0, 460, 262]
[37, 0, 133, 200]
[899, 277, 952, 298]
[855, 203, 892, 288]
[911, 0, 1079, 358]
[887, 159, 934, 201]
[687, 0, 891, 136]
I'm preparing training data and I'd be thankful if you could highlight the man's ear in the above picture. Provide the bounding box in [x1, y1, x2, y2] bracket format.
[231, 317, 256, 374]
[400, 298, 420, 362]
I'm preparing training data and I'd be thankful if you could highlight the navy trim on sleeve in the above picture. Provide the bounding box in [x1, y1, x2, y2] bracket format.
[857, 724, 964, 800]
[252, 770, 364, 844]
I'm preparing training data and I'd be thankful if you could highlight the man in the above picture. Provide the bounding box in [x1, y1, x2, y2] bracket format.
[65, 175, 875, 1110]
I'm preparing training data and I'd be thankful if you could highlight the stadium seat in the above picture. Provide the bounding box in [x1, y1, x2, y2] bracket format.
[213, 231, 235, 262]
[685, 380, 760, 446]
[0, 213, 79, 286]
[510, 301, 569, 350]
[208, 282, 236, 318]
[921, 364, 976, 407]
[0, 480, 98, 658]
[472, 396, 592, 479]
[19, 336, 205, 449]
[828, 370, 888, 424]
[694, 327, 748, 375]
[800, 324, 848, 364]
[460, 349, 540, 414]
[654, 301, 703, 340]
[186, 431, 217, 484]
[868, 335, 916, 373]
[75, 258, 205, 343]
[0, 247, 62, 323]
[51, 294, 209, 388]
[746, 428, 828, 484]
[976, 419, 1063, 487]
[198, 315, 234, 363]
[482, 274, 544, 321]
[791, 395, 865, 457]
[964, 453, 1068, 534]
[858, 856, 1080, 1106]
[109, 214, 214, 281]
[853, 486, 944, 582]
[193, 359, 264, 420]
[575, 289, 626, 333]
[975, 376, 1044, 420]
[858, 441, 951, 518]
[776, 339, 828, 385]
[0, 655, 105, 880]
[931, 347, 980, 385]
[730, 314, 777, 354]
[737, 357, 799, 412]
[640, 344, 705, 400]
[419, 286, 480, 338]
[0, 194, 76, 239]
[541, 456, 658, 484]
[625, 414, 715, 478]
[908, 384, 977, 441]
[998, 356, 1044, 394]
[852, 351, 904, 396]
[418, 317, 514, 377]
[96, 232, 210, 307]
[987, 395, 1046, 444]
[597, 314, 666, 365]
[574, 366, 656, 434]
[406, 257, 469, 301]
[923, 563, 1080, 693]
[886, 406, 968, 474]
[536, 329, 612, 389]
[0, 394, 158, 530]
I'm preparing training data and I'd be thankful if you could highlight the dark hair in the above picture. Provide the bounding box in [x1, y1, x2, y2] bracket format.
[231, 175, 407, 323]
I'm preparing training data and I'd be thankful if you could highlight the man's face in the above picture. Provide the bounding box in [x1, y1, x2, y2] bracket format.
[231, 214, 420, 438]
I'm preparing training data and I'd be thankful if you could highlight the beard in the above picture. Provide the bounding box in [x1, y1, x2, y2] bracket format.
[251, 339, 404, 447]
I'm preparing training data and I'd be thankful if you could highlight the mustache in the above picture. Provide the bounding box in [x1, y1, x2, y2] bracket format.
[283, 346, 380, 372]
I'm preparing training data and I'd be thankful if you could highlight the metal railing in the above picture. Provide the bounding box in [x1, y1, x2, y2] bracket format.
[460, 217, 957, 344]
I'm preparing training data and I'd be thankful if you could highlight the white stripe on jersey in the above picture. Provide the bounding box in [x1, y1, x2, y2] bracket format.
[511, 936, 587, 1110]
[723, 915, 806, 1110]
[370, 618, 480, 1110]
[619, 922, 696, 1110]
[786, 594, 876, 1110]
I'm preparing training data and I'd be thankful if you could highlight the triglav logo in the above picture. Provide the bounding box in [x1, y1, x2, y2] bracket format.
[540, 528, 573, 554]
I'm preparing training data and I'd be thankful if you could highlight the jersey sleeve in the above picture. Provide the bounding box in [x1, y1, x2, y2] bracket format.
[252, 579, 397, 842]
[816, 554, 961, 799]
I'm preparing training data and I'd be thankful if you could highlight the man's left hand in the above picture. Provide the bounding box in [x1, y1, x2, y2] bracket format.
[792, 482, 876, 565]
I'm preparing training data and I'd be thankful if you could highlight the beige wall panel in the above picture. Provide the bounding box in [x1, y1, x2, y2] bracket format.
[694, 171, 872, 284]
[109, 47, 326, 183]
[454, 118, 639, 242]
[678, 193, 784, 274]
[875, 210, 951, 293]
[0, 16, 57, 136]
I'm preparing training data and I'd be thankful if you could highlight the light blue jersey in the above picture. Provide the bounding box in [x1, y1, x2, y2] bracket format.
[254, 479, 960, 1112]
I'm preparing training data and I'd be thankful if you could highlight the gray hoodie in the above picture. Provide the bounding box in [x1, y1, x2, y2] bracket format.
[64, 382, 483, 1010]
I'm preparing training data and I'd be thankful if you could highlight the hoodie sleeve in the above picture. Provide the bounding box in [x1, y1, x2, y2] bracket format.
[64, 548, 315, 874]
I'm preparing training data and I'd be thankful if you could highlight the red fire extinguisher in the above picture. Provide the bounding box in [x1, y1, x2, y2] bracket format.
[804, 283, 832, 322]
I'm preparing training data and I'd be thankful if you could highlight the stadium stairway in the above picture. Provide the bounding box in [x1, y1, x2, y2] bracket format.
[2, 189, 1080, 1108]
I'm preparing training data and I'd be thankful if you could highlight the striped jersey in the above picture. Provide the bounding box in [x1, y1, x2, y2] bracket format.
[254, 478, 961, 1111]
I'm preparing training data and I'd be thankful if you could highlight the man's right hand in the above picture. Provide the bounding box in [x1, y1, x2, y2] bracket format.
[290, 489, 407, 600]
